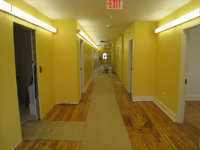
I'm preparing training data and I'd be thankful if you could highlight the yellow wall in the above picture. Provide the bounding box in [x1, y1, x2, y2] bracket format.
[116, 36, 123, 81]
[83, 41, 93, 86]
[93, 48, 99, 72]
[123, 23, 135, 90]
[122, 22, 157, 96]
[0, 1, 55, 150]
[53, 20, 80, 103]
[112, 42, 116, 72]
[98, 47, 104, 64]
[77, 22, 98, 90]
[134, 22, 156, 96]
[155, 0, 200, 114]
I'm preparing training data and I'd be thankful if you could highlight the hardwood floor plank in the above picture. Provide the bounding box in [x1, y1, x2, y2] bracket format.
[111, 75, 200, 150]
[16, 77, 95, 150]
[15, 141, 82, 150]
[185, 101, 200, 134]
[16, 69, 200, 150]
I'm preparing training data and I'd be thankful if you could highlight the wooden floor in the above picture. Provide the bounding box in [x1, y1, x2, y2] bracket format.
[16, 71, 200, 150]
[185, 101, 200, 134]
[111, 77, 200, 150]
[16, 78, 95, 150]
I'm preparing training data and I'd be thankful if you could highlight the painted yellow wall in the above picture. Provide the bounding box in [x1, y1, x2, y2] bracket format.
[98, 47, 104, 65]
[123, 22, 157, 96]
[0, 1, 55, 149]
[36, 28, 55, 117]
[112, 42, 116, 72]
[53, 20, 80, 103]
[77, 22, 98, 90]
[116, 36, 123, 81]
[83, 41, 93, 86]
[93, 49, 99, 70]
[155, 0, 200, 114]
[123, 23, 135, 91]
[134, 22, 156, 96]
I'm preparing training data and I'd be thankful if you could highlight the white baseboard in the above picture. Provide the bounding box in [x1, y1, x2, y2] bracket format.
[133, 96, 154, 101]
[132, 96, 177, 122]
[186, 95, 200, 101]
[13, 140, 22, 150]
[84, 76, 93, 92]
[153, 97, 177, 122]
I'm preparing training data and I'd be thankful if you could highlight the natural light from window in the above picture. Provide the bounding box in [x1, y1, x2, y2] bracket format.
[103, 53, 107, 59]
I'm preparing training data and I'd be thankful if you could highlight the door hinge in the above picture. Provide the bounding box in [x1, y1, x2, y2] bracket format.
[185, 79, 187, 85]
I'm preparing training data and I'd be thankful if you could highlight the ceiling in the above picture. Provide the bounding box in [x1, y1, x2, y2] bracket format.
[24, 0, 190, 46]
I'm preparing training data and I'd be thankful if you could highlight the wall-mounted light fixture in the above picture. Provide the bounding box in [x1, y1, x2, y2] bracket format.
[77, 29, 98, 48]
[0, 0, 11, 12]
[155, 8, 200, 33]
[0, 0, 57, 33]
[155, 23, 171, 33]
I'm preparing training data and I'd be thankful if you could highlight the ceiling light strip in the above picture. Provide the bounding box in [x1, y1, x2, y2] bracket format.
[155, 8, 200, 33]
[77, 29, 98, 48]
[0, 0, 57, 33]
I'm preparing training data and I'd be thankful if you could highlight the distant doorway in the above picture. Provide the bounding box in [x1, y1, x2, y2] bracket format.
[128, 39, 133, 99]
[80, 39, 85, 96]
[116, 47, 119, 77]
[14, 23, 40, 125]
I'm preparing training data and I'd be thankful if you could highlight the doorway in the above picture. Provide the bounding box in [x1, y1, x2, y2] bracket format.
[80, 39, 85, 96]
[14, 23, 40, 125]
[178, 22, 200, 123]
[128, 39, 133, 98]
[116, 47, 119, 77]
[178, 22, 200, 147]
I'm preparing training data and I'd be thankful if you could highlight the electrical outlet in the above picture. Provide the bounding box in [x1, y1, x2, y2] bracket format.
[163, 92, 165, 96]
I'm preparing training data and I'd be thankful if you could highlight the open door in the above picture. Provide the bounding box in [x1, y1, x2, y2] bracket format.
[14, 23, 40, 125]
[178, 22, 200, 147]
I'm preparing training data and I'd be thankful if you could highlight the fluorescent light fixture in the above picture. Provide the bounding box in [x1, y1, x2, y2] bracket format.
[155, 23, 171, 33]
[77, 29, 98, 48]
[0, 0, 57, 33]
[40, 21, 57, 33]
[10, 6, 41, 26]
[171, 8, 200, 27]
[0, 0, 11, 12]
[155, 8, 200, 33]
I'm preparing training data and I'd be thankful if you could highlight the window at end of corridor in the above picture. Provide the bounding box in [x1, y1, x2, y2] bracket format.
[103, 52, 107, 59]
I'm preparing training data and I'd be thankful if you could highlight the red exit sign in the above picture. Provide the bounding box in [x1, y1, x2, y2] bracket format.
[106, 0, 123, 10]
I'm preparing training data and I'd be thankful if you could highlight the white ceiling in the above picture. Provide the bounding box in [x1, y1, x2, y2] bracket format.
[24, 0, 190, 46]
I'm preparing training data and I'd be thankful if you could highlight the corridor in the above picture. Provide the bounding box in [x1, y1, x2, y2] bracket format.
[1, 1, 200, 149]
[16, 66, 199, 150]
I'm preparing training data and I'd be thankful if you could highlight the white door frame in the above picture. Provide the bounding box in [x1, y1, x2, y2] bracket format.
[128, 39, 133, 98]
[116, 47, 119, 77]
[177, 21, 200, 123]
[80, 39, 85, 94]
